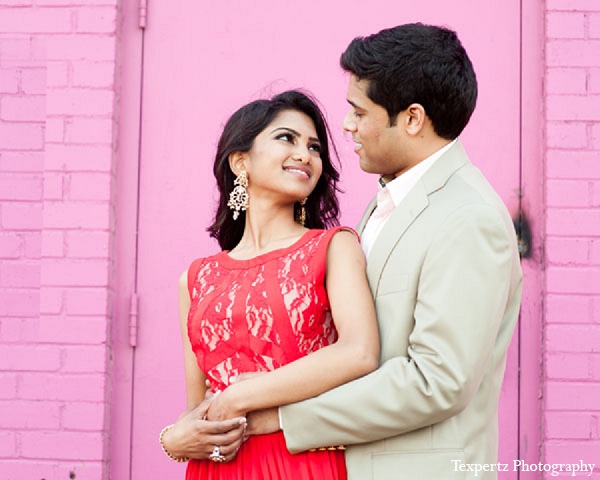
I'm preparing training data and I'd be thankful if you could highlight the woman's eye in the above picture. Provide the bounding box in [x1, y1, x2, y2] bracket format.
[309, 144, 322, 153]
[276, 133, 294, 142]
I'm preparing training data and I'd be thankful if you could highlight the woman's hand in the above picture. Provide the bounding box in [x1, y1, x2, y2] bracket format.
[205, 385, 246, 422]
[162, 399, 246, 462]
[204, 372, 267, 422]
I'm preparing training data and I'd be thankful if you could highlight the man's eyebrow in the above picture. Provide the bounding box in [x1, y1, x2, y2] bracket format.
[270, 127, 320, 144]
[347, 99, 363, 110]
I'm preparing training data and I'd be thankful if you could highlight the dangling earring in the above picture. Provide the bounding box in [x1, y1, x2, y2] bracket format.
[296, 198, 307, 226]
[227, 170, 249, 220]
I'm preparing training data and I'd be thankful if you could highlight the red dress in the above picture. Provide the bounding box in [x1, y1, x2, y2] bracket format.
[185, 227, 349, 480]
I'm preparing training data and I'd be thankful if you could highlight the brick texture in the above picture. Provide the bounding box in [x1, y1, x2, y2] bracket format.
[544, 4, 600, 478]
[0, 1, 118, 477]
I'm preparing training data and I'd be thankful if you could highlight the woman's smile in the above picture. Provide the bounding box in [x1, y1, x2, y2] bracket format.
[283, 165, 312, 179]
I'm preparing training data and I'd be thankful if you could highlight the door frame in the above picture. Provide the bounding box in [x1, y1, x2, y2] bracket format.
[518, 0, 545, 474]
[109, 1, 546, 478]
[110, 1, 144, 479]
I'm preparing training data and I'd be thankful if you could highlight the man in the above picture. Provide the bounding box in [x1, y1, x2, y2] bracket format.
[164, 23, 522, 480]
[250, 23, 523, 480]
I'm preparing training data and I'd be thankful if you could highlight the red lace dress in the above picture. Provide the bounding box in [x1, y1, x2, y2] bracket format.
[185, 227, 349, 480]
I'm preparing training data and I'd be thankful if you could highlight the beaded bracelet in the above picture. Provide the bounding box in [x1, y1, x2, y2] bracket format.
[159, 424, 190, 462]
[309, 445, 346, 451]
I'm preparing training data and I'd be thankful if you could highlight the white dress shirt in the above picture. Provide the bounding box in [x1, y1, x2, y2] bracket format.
[360, 140, 457, 258]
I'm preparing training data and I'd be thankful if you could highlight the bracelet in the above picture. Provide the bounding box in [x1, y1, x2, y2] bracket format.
[159, 424, 190, 463]
[309, 445, 346, 451]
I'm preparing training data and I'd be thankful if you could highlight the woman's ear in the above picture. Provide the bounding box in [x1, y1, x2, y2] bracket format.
[404, 103, 427, 136]
[228, 151, 247, 176]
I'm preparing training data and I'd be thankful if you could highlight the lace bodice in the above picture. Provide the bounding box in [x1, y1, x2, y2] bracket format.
[187, 228, 348, 392]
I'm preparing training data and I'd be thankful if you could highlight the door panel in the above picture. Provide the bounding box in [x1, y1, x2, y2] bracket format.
[128, 2, 521, 478]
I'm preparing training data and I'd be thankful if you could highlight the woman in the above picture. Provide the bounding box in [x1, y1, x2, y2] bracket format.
[161, 90, 379, 479]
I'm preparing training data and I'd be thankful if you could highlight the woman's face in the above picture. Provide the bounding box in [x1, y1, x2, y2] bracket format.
[242, 109, 323, 203]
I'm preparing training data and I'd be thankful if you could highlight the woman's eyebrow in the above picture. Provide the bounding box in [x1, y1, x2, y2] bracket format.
[270, 127, 320, 144]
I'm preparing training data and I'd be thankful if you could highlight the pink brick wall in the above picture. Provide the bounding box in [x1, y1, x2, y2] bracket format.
[544, 1, 600, 478]
[0, 1, 118, 478]
[0, 23, 46, 480]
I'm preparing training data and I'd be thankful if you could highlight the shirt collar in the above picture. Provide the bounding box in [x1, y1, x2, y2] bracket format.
[378, 139, 457, 208]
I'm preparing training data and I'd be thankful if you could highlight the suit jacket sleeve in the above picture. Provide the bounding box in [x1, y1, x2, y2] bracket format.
[280, 202, 519, 452]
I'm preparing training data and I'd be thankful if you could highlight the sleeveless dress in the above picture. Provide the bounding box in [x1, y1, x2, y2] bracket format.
[185, 227, 350, 480]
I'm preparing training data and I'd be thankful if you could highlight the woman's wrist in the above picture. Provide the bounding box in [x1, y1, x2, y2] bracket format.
[159, 423, 189, 462]
[224, 382, 250, 414]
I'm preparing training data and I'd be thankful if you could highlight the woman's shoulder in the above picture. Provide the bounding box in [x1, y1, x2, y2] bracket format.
[307, 226, 361, 264]
[183, 252, 224, 294]
[186, 251, 221, 272]
[320, 225, 359, 243]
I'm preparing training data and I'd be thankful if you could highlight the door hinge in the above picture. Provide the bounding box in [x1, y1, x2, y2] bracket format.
[139, 0, 148, 29]
[513, 211, 532, 259]
[129, 293, 139, 347]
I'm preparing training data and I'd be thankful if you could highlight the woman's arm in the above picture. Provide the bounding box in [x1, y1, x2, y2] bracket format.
[206, 230, 380, 420]
[177, 270, 207, 410]
[160, 270, 246, 460]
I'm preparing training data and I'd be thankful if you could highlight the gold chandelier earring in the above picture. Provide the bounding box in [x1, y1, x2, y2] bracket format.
[296, 198, 307, 226]
[227, 170, 249, 220]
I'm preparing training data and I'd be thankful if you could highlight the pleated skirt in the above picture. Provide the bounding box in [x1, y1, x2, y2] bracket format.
[185, 432, 346, 480]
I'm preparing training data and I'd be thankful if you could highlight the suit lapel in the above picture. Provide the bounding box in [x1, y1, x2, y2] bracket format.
[365, 140, 470, 295]
[366, 182, 428, 294]
[356, 196, 378, 236]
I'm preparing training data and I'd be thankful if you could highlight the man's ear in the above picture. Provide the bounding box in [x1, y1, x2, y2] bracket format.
[404, 103, 427, 136]
[228, 151, 247, 175]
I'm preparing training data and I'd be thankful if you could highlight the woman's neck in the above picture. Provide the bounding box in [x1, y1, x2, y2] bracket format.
[231, 203, 307, 257]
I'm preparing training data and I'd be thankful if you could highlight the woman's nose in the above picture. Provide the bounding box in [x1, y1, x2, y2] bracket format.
[293, 145, 312, 163]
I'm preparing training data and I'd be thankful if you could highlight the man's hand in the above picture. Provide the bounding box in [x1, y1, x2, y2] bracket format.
[162, 400, 246, 462]
[246, 407, 280, 438]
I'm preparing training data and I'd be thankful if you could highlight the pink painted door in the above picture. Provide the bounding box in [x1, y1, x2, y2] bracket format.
[118, 1, 526, 478]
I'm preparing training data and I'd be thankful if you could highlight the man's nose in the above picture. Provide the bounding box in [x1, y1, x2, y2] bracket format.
[343, 110, 357, 132]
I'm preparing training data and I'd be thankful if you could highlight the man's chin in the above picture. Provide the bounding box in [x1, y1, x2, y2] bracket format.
[359, 159, 380, 175]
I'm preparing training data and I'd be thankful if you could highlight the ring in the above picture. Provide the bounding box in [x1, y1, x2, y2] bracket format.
[209, 445, 226, 463]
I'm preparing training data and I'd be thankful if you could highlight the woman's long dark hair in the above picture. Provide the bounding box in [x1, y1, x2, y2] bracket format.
[208, 90, 341, 250]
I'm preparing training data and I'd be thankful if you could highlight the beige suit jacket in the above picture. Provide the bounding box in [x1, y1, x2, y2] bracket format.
[280, 141, 523, 480]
